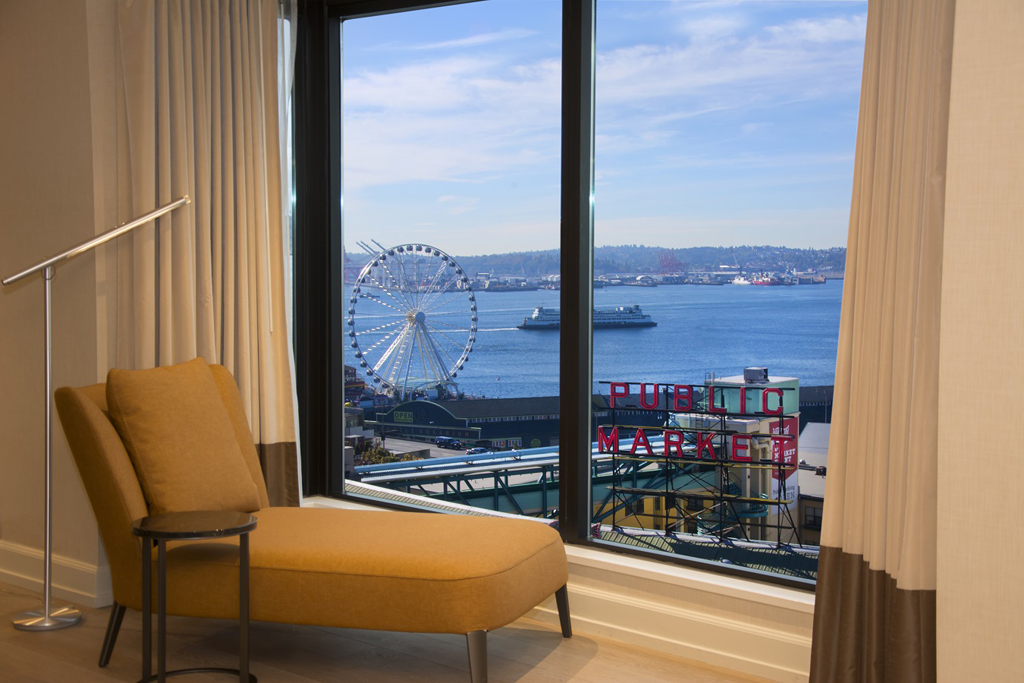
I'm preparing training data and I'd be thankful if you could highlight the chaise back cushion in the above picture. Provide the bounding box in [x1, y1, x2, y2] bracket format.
[106, 357, 261, 515]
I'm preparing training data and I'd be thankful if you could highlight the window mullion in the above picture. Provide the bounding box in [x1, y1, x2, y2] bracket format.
[558, 0, 596, 543]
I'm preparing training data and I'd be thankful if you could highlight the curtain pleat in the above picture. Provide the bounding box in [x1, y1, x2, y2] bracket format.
[114, 0, 299, 506]
[809, 1, 954, 680]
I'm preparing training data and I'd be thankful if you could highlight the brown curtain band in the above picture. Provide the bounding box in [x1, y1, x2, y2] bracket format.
[811, 546, 936, 683]
[259, 441, 300, 507]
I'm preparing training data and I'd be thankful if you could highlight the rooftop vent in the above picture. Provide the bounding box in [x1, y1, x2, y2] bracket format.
[744, 367, 769, 384]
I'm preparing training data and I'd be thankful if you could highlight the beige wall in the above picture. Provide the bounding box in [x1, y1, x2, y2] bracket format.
[0, 0, 117, 605]
[938, 1, 1024, 680]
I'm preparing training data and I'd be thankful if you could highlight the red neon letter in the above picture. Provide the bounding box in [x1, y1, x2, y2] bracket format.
[708, 386, 727, 413]
[664, 429, 685, 458]
[610, 382, 629, 408]
[630, 429, 654, 455]
[731, 434, 751, 461]
[762, 388, 783, 415]
[673, 384, 692, 411]
[695, 432, 717, 459]
[639, 383, 660, 409]
[597, 426, 619, 453]
[739, 388, 748, 414]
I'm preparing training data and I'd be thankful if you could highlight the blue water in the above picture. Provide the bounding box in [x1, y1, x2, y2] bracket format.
[345, 280, 844, 399]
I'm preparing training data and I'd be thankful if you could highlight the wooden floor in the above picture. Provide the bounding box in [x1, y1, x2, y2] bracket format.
[0, 582, 769, 682]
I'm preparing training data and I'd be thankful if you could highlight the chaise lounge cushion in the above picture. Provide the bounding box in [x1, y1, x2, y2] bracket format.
[106, 357, 261, 515]
[151, 507, 567, 634]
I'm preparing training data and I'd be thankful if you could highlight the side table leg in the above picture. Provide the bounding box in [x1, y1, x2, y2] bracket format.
[158, 540, 166, 683]
[142, 541, 151, 683]
[240, 532, 249, 682]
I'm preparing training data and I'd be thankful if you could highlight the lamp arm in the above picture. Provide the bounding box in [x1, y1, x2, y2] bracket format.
[2, 195, 191, 287]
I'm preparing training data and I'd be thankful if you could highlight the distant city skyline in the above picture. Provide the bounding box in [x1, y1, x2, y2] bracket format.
[341, 0, 866, 256]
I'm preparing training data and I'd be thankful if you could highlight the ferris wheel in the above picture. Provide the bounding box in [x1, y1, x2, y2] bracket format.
[347, 242, 477, 401]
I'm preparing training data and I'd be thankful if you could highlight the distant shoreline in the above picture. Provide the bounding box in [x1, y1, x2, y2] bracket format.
[344, 243, 847, 283]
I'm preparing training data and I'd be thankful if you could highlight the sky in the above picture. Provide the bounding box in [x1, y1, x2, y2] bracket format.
[341, 0, 867, 256]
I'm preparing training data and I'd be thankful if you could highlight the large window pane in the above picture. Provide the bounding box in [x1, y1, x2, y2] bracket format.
[590, 1, 865, 582]
[338, 1, 563, 513]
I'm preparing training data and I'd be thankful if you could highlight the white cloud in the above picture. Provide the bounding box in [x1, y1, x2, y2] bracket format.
[653, 151, 855, 171]
[344, 55, 561, 190]
[410, 29, 539, 51]
[766, 15, 867, 44]
[595, 20, 865, 106]
[592, 11, 866, 159]
[437, 195, 481, 215]
[681, 14, 748, 42]
[344, 57, 497, 111]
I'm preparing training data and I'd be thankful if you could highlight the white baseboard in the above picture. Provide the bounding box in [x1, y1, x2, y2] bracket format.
[0, 539, 112, 608]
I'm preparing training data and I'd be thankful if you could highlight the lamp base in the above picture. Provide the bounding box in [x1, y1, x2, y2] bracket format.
[12, 605, 82, 631]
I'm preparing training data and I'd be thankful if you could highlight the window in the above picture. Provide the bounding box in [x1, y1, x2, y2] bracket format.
[334, 0, 563, 512]
[805, 505, 823, 530]
[587, 0, 862, 584]
[293, 0, 863, 589]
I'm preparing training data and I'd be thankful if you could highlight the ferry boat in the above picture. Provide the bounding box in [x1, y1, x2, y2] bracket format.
[482, 280, 539, 292]
[518, 304, 657, 330]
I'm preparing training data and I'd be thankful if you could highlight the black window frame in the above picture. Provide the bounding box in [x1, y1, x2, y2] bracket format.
[292, 0, 816, 591]
[805, 504, 824, 530]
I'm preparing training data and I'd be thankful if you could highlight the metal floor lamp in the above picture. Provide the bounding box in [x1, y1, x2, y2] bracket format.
[2, 195, 190, 631]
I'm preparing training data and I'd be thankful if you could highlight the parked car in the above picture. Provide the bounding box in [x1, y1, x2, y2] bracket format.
[465, 447, 491, 455]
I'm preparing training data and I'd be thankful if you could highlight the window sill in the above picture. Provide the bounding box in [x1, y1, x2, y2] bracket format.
[563, 542, 815, 613]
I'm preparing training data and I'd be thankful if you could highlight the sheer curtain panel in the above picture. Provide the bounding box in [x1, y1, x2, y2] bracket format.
[809, 1, 955, 681]
[114, 0, 299, 506]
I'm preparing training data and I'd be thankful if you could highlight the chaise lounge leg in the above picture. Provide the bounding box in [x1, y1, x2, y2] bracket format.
[555, 584, 572, 638]
[98, 601, 127, 667]
[466, 629, 488, 683]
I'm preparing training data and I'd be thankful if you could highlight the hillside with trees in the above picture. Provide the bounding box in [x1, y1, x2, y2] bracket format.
[345, 245, 846, 279]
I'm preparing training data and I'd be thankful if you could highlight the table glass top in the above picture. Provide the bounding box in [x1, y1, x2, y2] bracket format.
[131, 510, 257, 539]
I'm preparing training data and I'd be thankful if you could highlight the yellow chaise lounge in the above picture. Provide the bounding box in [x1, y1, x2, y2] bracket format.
[55, 359, 570, 682]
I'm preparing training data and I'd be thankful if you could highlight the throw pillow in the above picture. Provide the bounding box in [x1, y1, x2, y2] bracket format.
[106, 357, 261, 515]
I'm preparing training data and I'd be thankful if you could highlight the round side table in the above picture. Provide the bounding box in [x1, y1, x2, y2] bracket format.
[131, 510, 257, 683]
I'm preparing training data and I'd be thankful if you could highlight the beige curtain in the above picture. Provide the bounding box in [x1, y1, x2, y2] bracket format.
[809, 1, 955, 680]
[114, 0, 299, 506]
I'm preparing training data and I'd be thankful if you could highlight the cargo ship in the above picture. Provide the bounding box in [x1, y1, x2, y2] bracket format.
[517, 304, 657, 330]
